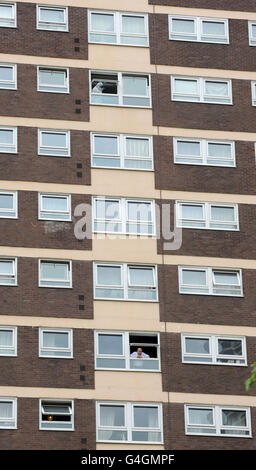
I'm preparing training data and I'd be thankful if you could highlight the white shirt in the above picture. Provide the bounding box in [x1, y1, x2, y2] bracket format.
[130, 351, 150, 358]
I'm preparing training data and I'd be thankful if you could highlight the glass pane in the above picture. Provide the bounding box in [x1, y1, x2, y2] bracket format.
[172, 19, 195, 34]
[43, 331, 69, 349]
[182, 270, 206, 286]
[123, 76, 147, 96]
[0, 194, 13, 209]
[213, 272, 239, 285]
[177, 141, 200, 156]
[127, 202, 152, 222]
[98, 430, 127, 441]
[132, 431, 161, 442]
[91, 13, 114, 32]
[94, 136, 118, 155]
[0, 129, 13, 144]
[0, 330, 13, 346]
[181, 205, 204, 220]
[0, 67, 13, 81]
[208, 143, 232, 158]
[42, 196, 68, 212]
[97, 266, 122, 286]
[134, 406, 158, 428]
[0, 261, 13, 275]
[222, 410, 246, 427]
[100, 405, 125, 427]
[0, 402, 13, 418]
[0, 6, 12, 19]
[98, 334, 123, 355]
[185, 337, 210, 354]
[43, 404, 70, 414]
[189, 408, 214, 425]
[174, 79, 198, 94]
[252, 24, 256, 38]
[40, 70, 66, 86]
[218, 339, 242, 356]
[126, 138, 149, 157]
[129, 267, 154, 286]
[122, 15, 145, 34]
[205, 81, 228, 96]
[95, 200, 120, 220]
[202, 21, 225, 36]
[40, 8, 65, 23]
[211, 206, 234, 222]
[42, 132, 66, 148]
[41, 263, 68, 280]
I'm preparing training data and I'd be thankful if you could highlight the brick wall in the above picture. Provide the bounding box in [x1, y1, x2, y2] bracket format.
[149, 0, 256, 11]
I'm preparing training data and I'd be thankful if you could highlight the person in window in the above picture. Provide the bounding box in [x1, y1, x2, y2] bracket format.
[130, 347, 150, 358]
[92, 81, 104, 93]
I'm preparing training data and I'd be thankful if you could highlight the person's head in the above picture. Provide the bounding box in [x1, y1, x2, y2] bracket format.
[137, 348, 143, 355]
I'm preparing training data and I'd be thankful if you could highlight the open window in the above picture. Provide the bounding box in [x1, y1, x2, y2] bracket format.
[40, 400, 74, 430]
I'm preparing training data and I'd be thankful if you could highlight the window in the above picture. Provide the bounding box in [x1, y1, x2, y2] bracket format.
[251, 81, 256, 106]
[37, 67, 69, 93]
[90, 71, 151, 107]
[185, 405, 251, 437]
[39, 260, 72, 288]
[94, 263, 158, 301]
[0, 126, 17, 153]
[0, 398, 17, 428]
[169, 16, 229, 43]
[0, 3, 16, 28]
[0, 64, 16, 89]
[89, 10, 148, 46]
[182, 334, 246, 365]
[95, 331, 160, 371]
[96, 402, 163, 443]
[176, 201, 239, 230]
[37, 5, 68, 31]
[0, 191, 17, 218]
[93, 197, 155, 235]
[0, 258, 17, 285]
[39, 193, 71, 221]
[38, 129, 70, 157]
[171, 76, 232, 104]
[39, 328, 73, 358]
[40, 400, 74, 430]
[178, 266, 243, 297]
[249, 22, 256, 46]
[91, 133, 153, 170]
[173, 137, 235, 167]
[0, 327, 17, 356]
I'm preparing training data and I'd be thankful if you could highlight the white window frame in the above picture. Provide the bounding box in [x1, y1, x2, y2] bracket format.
[176, 201, 239, 231]
[37, 66, 69, 93]
[0, 126, 17, 154]
[95, 330, 160, 371]
[90, 70, 151, 108]
[0, 257, 17, 286]
[251, 81, 256, 106]
[171, 75, 232, 105]
[39, 399, 74, 431]
[94, 262, 158, 302]
[178, 266, 243, 297]
[0, 190, 18, 219]
[0, 397, 17, 429]
[93, 196, 156, 235]
[91, 132, 153, 171]
[96, 401, 163, 444]
[169, 15, 229, 44]
[0, 2, 16, 28]
[88, 10, 149, 47]
[185, 405, 251, 438]
[181, 334, 247, 366]
[0, 63, 17, 90]
[248, 21, 256, 46]
[38, 193, 71, 221]
[38, 129, 70, 157]
[173, 137, 236, 167]
[36, 5, 68, 32]
[39, 328, 73, 358]
[0, 326, 17, 356]
[39, 259, 72, 288]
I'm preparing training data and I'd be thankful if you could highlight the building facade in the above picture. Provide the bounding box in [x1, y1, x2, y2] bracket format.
[0, 0, 256, 450]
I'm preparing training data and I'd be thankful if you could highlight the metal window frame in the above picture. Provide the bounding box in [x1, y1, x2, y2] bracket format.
[36, 4, 68, 32]
[38, 128, 70, 157]
[39, 327, 73, 358]
[176, 200, 239, 231]
[0, 63, 17, 89]
[39, 398, 74, 431]
[0, 397, 17, 429]
[171, 75, 232, 105]
[0, 126, 17, 153]
[0, 326, 17, 356]
[169, 15, 229, 44]
[38, 192, 71, 221]
[0, 2, 16, 28]
[38, 259, 72, 288]
[37, 66, 69, 93]
[173, 137, 236, 167]
[0, 190, 18, 219]
[178, 266, 243, 297]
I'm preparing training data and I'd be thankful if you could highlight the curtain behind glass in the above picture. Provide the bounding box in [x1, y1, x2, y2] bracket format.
[43, 332, 68, 348]
[91, 13, 114, 32]
[0, 402, 13, 418]
[189, 408, 213, 425]
[122, 16, 144, 34]
[0, 330, 13, 346]
[126, 138, 149, 157]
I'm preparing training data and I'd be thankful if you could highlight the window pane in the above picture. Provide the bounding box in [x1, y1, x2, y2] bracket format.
[129, 267, 154, 286]
[174, 79, 198, 94]
[40, 8, 65, 23]
[0, 261, 13, 275]
[40, 70, 66, 86]
[172, 18, 195, 33]
[202, 21, 225, 36]
[189, 408, 213, 425]
[181, 205, 204, 220]
[42, 196, 68, 212]
[100, 405, 125, 427]
[185, 337, 210, 354]
[208, 143, 231, 158]
[43, 331, 69, 348]
[0, 6, 12, 19]
[205, 81, 228, 96]
[43, 404, 70, 414]
[0, 129, 13, 144]
[133, 406, 159, 428]
[94, 136, 118, 155]
[123, 76, 147, 96]
[122, 15, 145, 34]
[177, 141, 200, 156]
[0, 194, 13, 209]
[95, 200, 120, 220]
[42, 132, 67, 148]
[213, 272, 239, 285]
[218, 339, 242, 356]
[252, 24, 256, 38]
[0, 330, 13, 346]
[222, 410, 246, 427]
[182, 270, 206, 285]
[0, 402, 13, 418]
[127, 202, 152, 222]
[41, 263, 68, 280]
[91, 13, 114, 32]
[211, 206, 235, 222]
[97, 266, 121, 286]
[126, 138, 149, 157]
[98, 334, 123, 355]
[0, 66, 13, 81]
